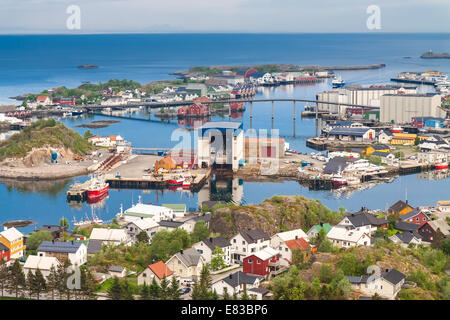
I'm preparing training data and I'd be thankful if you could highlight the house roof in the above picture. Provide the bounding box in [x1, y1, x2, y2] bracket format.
[251, 247, 279, 261]
[240, 229, 270, 244]
[273, 229, 309, 242]
[220, 271, 260, 288]
[174, 248, 202, 267]
[427, 219, 450, 236]
[399, 208, 424, 221]
[162, 204, 186, 212]
[345, 211, 387, 227]
[0, 243, 9, 252]
[37, 225, 67, 233]
[372, 144, 390, 150]
[371, 151, 393, 157]
[24, 255, 60, 271]
[202, 236, 231, 251]
[37, 241, 83, 254]
[323, 157, 357, 174]
[382, 269, 406, 286]
[393, 231, 422, 243]
[90, 228, 127, 242]
[388, 200, 411, 213]
[395, 221, 420, 232]
[87, 240, 102, 254]
[109, 265, 126, 273]
[328, 127, 372, 137]
[311, 223, 332, 234]
[158, 220, 184, 228]
[190, 213, 212, 223]
[127, 218, 159, 230]
[124, 203, 172, 217]
[0, 227, 24, 242]
[285, 238, 310, 251]
[327, 226, 369, 243]
[36, 96, 49, 101]
[148, 261, 173, 279]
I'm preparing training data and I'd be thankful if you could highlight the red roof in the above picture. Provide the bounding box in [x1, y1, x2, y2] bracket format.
[285, 238, 310, 251]
[148, 261, 173, 279]
[37, 96, 48, 102]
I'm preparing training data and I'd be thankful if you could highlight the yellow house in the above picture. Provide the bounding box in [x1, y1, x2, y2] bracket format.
[390, 133, 417, 146]
[364, 144, 391, 156]
[387, 200, 414, 216]
[0, 227, 26, 259]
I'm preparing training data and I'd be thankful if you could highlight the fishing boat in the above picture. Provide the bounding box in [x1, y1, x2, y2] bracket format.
[346, 176, 361, 186]
[168, 177, 184, 186]
[331, 76, 346, 88]
[86, 175, 109, 200]
[390, 126, 404, 133]
[435, 160, 448, 170]
[182, 180, 191, 189]
[332, 172, 347, 187]
[72, 214, 91, 227]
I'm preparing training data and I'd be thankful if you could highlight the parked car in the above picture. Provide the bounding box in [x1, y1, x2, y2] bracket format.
[180, 287, 191, 295]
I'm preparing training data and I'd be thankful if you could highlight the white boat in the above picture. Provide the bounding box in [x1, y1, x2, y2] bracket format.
[346, 176, 361, 186]
[332, 76, 346, 88]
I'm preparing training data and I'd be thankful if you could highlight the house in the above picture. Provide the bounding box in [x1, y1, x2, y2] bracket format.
[36, 95, 52, 106]
[346, 269, 405, 299]
[243, 247, 280, 276]
[87, 240, 103, 255]
[377, 130, 393, 144]
[337, 209, 388, 234]
[157, 220, 185, 232]
[89, 228, 130, 246]
[390, 133, 417, 146]
[307, 223, 332, 238]
[126, 217, 159, 242]
[278, 238, 312, 265]
[398, 208, 429, 228]
[166, 248, 205, 282]
[120, 200, 175, 222]
[327, 127, 376, 142]
[364, 144, 391, 156]
[437, 201, 450, 213]
[211, 271, 262, 296]
[0, 227, 26, 259]
[0, 243, 10, 265]
[192, 236, 232, 266]
[23, 255, 61, 279]
[389, 231, 423, 248]
[248, 287, 271, 300]
[108, 266, 127, 278]
[372, 152, 396, 165]
[326, 226, 372, 248]
[37, 240, 87, 267]
[138, 261, 174, 285]
[387, 200, 413, 216]
[418, 219, 450, 242]
[417, 151, 448, 164]
[230, 229, 271, 263]
[269, 229, 309, 249]
[162, 204, 186, 218]
[180, 213, 212, 233]
[35, 225, 68, 240]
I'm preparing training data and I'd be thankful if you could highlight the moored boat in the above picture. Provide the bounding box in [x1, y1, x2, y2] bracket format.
[86, 175, 109, 200]
[435, 161, 448, 170]
[390, 126, 403, 133]
[168, 177, 184, 186]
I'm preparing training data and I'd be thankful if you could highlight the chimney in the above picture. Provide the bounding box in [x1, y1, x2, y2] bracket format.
[71, 240, 74, 245]
[229, 274, 232, 279]
[52, 239, 55, 244]
[320, 222, 323, 227]
[295, 235, 298, 240]
[209, 237, 213, 242]
[385, 268, 389, 273]
[180, 250, 183, 254]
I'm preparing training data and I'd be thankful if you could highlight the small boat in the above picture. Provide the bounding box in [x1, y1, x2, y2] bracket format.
[435, 161, 448, 170]
[331, 76, 346, 88]
[182, 180, 191, 188]
[86, 175, 109, 200]
[168, 177, 184, 186]
[332, 172, 347, 187]
[346, 177, 361, 186]
[390, 126, 404, 133]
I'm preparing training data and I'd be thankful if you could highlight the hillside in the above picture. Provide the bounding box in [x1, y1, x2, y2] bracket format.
[209, 195, 345, 238]
[0, 119, 93, 162]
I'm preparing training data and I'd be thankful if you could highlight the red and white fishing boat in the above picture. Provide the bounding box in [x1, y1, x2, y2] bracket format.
[332, 173, 347, 187]
[390, 126, 404, 133]
[86, 175, 109, 200]
[435, 160, 448, 170]
[168, 177, 184, 186]
[182, 180, 191, 189]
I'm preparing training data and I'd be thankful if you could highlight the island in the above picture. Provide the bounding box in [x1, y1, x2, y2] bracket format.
[420, 51, 450, 59]
[77, 64, 99, 69]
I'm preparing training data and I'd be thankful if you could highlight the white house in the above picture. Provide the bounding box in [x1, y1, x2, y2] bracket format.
[192, 236, 232, 266]
[119, 199, 175, 222]
[389, 231, 423, 248]
[138, 261, 174, 285]
[126, 218, 159, 242]
[23, 255, 61, 279]
[347, 269, 406, 299]
[166, 248, 205, 282]
[377, 130, 393, 144]
[37, 241, 87, 267]
[89, 228, 130, 246]
[211, 271, 261, 296]
[162, 204, 186, 218]
[230, 229, 271, 263]
[327, 226, 372, 248]
[270, 229, 309, 249]
[108, 265, 127, 278]
[337, 210, 387, 235]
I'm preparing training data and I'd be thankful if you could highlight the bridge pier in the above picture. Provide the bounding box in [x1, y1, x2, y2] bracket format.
[293, 101, 296, 137]
[271, 100, 274, 130]
[249, 102, 253, 128]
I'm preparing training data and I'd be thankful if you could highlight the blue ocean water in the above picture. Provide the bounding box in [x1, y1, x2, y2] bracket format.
[1, 33, 450, 233]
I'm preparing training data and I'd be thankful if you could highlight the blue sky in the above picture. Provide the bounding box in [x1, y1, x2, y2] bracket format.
[0, 0, 448, 34]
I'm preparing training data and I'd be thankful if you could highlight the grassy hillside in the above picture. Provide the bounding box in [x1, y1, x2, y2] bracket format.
[0, 119, 93, 161]
[209, 195, 345, 238]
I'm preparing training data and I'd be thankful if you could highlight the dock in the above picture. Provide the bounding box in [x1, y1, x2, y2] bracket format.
[66, 180, 91, 201]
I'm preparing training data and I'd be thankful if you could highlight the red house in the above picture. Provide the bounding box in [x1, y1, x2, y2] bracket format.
[188, 103, 209, 116]
[0, 243, 10, 264]
[398, 208, 429, 228]
[243, 247, 280, 276]
[53, 97, 76, 106]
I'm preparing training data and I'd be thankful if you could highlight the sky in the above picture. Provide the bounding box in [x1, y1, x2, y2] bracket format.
[0, 0, 449, 34]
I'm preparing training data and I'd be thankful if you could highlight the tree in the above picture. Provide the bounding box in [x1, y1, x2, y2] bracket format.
[0, 259, 9, 297]
[191, 265, 213, 300]
[59, 217, 69, 228]
[240, 286, 249, 300]
[136, 231, 150, 244]
[84, 130, 93, 139]
[108, 277, 123, 300]
[431, 229, 445, 250]
[210, 246, 226, 271]
[28, 269, 47, 300]
[191, 221, 210, 243]
[159, 276, 170, 300]
[47, 265, 59, 300]
[149, 277, 161, 299]
[222, 287, 231, 300]
[9, 259, 26, 298]
[140, 283, 150, 300]
[319, 264, 333, 284]
[338, 206, 346, 214]
[26, 231, 53, 250]
[168, 277, 181, 300]
[80, 267, 97, 300]
[121, 280, 134, 300]
[292, 248, 305, 269]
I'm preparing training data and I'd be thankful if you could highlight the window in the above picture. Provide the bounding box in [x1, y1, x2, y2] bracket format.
[233, 239, 236, 243]
[257, 260, 260, 264]
[248, 259, 252, 263]
[242, 241, 245, 245]
[143, 273, 146, 277]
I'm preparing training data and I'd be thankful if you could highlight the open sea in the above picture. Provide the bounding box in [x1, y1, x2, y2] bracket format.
[0, 33, 450, 233]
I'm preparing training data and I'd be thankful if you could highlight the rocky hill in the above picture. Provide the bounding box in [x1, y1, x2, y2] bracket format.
[209, 195, 345, 238]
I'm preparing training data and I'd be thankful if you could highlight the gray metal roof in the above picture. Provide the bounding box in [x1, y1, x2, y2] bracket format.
[395, 221, 419, 232]
[346, 211, 387, 227]
[109, 265, 126, 272]
[37, 241, 82, 253]
[87, 240, 102, 254]
[394, 231, 422, 243]
[158, 220, 184, 228]
[202, 236, 231, 251]
[175, 248, 202, 267]
[328, 127, 372, 137]
[240, 229, 270, 244]
[382, 269, 405, 285]
[221, 271, 260, 288]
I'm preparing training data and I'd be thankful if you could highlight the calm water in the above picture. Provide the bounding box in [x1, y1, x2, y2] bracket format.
[1, 33, 450, 233]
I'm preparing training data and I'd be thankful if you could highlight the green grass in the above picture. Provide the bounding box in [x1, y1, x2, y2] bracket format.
[95, 278, 141, 294]
[0, 119, 93, 161]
